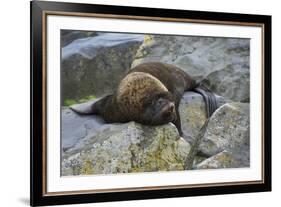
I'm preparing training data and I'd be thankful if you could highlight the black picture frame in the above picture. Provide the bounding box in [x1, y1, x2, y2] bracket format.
[30, 1, 271, 206]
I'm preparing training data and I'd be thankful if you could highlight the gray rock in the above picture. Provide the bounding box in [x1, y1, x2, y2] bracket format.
[131, 35, 249, 102]
[62, 122, 191, 176]
[62, 33, 144, 60]
[204, 64, 250, 102]
[61, 33, 144, 102]
[198, 102, 250, 157]
[179, 92, 226, 143]
[61, 30, 98, 47]
[195, 147, 249, 169]
[61, 107, 106, 153]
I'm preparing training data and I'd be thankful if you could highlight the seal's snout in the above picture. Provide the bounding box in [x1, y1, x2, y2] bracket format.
[168, 102, 175, 113]
[162, 102, 175, 119]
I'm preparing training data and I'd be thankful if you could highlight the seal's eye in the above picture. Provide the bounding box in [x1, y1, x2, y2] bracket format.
[156, 98, 164, 106]
[155, 98, 166, 107]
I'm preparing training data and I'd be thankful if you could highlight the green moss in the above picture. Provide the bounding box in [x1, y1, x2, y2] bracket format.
[64, 99, 77, 106]
[78, 95, 96, 103]
[63, 95, 97, 106]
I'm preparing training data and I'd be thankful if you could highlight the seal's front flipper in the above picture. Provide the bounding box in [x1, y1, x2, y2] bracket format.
[69, 97, 103, 115]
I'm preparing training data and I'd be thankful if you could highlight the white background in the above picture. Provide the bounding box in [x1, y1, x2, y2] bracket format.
[0, 0, 278, 206]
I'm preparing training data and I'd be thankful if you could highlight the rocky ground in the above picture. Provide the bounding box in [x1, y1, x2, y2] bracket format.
[61, 31, 250, 176]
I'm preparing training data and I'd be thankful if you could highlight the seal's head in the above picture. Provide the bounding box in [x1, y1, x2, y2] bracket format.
[141, 91, 176, 125]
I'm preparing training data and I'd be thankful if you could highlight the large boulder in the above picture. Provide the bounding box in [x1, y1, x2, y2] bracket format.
[61, 30, 98, 47]
[131, 35, 249, 102]
[203, 64, 250, 102]
[188, 102, 250, 169]
[62, 121, 190, 176]
[61, 33, 144, 102]
[195, 147, 249, 169]
[198, 102, 250, 157]
[61, 106, 106, 153]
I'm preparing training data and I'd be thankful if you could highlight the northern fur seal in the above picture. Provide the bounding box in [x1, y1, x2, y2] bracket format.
[71, 62, 218, 136]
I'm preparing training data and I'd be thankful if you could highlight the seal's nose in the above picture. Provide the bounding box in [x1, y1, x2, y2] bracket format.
[163, 102, 175, 118]
[168, 102, 175, 112]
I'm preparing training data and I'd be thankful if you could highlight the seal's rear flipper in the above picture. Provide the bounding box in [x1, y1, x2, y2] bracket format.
[193, 85, 218, 118]
[69, 98, 102, 115]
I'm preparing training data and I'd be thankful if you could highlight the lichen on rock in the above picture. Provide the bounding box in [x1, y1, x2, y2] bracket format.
[198, 102, 249, 157]
[195, 147, 249, 169]
[62, 122, 191, 176]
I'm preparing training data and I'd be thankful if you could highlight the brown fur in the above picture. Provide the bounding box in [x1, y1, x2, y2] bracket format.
[116, 72, 169, 121]
[128, 62, 197, 105]
[90, 62, 217, 135]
